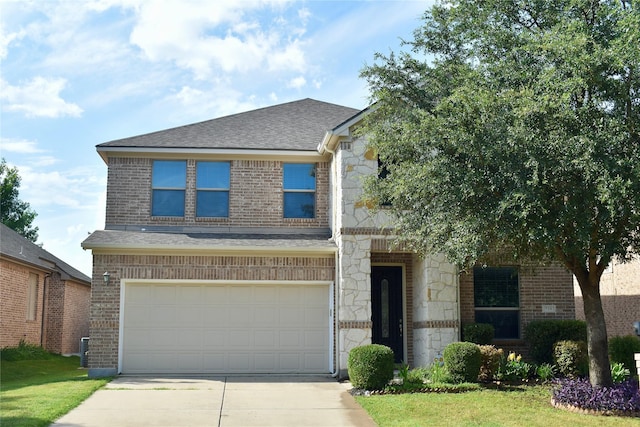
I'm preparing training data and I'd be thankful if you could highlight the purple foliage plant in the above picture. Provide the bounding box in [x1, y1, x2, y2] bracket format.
[552, 378, 640, 413]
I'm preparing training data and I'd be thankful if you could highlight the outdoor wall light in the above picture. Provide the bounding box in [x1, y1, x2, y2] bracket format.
[103, 271, 110, 284]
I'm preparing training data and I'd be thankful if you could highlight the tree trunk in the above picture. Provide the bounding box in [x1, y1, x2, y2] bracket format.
[577, 275, 612, 387]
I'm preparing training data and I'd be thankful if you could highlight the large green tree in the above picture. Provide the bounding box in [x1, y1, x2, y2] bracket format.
[1, 158, 38, 242]
[360, 0, 640, 387]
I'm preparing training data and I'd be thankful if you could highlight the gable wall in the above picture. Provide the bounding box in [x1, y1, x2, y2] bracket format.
[105, 157, 329, 229]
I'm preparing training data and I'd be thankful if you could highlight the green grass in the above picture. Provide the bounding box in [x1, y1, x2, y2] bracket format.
[1, 354, 110, 427]
[355, 384, 640, 427]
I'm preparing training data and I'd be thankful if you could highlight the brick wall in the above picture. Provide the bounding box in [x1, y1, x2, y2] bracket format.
[0, 260, 89, 353]
[0, 259, 45, 347]
[575, 258, 640, 338]
[105, 157, 329, 229]
[460, 262, 574, 358]
[89, 253, 335, 371]
[44, 273, 66, 353]
[61, 280, 91, 354]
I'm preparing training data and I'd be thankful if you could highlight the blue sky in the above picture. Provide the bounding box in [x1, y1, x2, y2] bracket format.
[1, 0, 431, 276]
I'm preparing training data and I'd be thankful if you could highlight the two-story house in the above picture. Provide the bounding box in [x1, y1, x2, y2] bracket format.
[82, 98, 575, 378]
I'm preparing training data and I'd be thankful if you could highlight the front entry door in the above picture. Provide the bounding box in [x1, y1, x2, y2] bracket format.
[371, 266, 404, 363]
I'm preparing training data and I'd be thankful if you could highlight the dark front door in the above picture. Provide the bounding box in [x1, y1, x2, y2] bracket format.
[371, 266, 404, 363]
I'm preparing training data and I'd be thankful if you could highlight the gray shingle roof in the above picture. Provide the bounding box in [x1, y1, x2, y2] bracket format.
[0, 223, 91, 283]
[98, 98, 360, 151]
[82, 229, 336, 252]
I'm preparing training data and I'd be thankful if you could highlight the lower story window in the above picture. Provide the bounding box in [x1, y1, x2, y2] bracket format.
[474, 266, 520, 339]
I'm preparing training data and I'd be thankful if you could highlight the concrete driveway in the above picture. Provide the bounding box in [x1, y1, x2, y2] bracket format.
[50, 376, 377, 427]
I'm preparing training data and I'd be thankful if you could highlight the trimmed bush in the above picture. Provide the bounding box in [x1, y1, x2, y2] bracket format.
[347, 344, 394, 390]
[443, 342, 481, 383]
[554, 340, 588, 378]
[608, 335, 640, 376]
[525, 319, 587, 364]
[477, 345, 503, 382]
[463, 323, 495, 345]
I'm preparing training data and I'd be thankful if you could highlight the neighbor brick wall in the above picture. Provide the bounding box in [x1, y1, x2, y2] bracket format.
[88, 253, 335, 371]
[460, 262, 574, 358]
[105, 157, 330, 229]
[44, 273, 66, 353]
[61, 280, 91, 354]
[575, 258, 640, 338]
[0, 259, 45, 347]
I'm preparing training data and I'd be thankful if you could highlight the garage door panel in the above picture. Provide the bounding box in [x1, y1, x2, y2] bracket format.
[122, 283, 329, 374]
[154, 286, 176, 304]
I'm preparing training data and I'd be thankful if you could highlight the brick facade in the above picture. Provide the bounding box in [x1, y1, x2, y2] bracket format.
[0, 259, 90, 353]
[105, 157, 330, 229]
[0, 259, 45, 347]
[460, 263, 575, 358]
[89, 253, 335, 371]
[575, 259, 640, 338]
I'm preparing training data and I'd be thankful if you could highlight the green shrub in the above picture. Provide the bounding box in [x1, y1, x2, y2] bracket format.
[525, 319, 587, 364]
[608, 335, 640, 375]
[477, 345, 503, 382]
[610, 362, 631, 383]
[1, 340, 52, 361]
[496, 352, 534, 382]
[463, 323, 495, 345]
[536, 363, 557, 382]
[553, 340, 588, 378]
[347, 344, 395, 390]
[443, 342, 481, 383]
[406, 366, 431, 384]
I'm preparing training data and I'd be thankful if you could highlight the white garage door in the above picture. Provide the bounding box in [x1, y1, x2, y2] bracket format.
[121, 282, 330, 374]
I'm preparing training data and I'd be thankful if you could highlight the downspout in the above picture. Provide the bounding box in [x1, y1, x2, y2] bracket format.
[324, 141, 341, 378]
[40, 273, 51, 348]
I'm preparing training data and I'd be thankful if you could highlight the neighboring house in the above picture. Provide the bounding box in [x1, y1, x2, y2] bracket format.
[574, 259, 640, 338]
[0, 223, 91, 354]
[81, 98, 575, 378]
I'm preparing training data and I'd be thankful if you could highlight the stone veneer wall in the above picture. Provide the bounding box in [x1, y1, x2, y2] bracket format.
[412, 253, 459, 367]
[89, 253, 335, 376]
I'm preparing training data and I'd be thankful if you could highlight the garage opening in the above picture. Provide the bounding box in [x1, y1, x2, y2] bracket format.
[120, 281, 331, 374]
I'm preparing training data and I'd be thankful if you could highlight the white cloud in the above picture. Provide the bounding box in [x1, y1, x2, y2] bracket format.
[0, 77, 83, 118]
[128, 0, 308, 79]
[0, 27, 25, 59]
[0, 137, 44, 154]
[287, 76, 306, 89]
[166, 84, 260, 120]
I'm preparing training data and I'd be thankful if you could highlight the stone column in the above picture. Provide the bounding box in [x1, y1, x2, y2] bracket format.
[412, 253, 460, 367]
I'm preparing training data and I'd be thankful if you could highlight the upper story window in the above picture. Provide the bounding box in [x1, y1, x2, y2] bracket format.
[283, 163, 316, 218]
[196, 162, 230, 217]
[152, 160, 186, 217]
[474, 266, 520, 339]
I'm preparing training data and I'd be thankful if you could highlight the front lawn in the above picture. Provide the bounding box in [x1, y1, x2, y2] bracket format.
[0, 354, 110, 427]
[355, 384, 640, 427]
